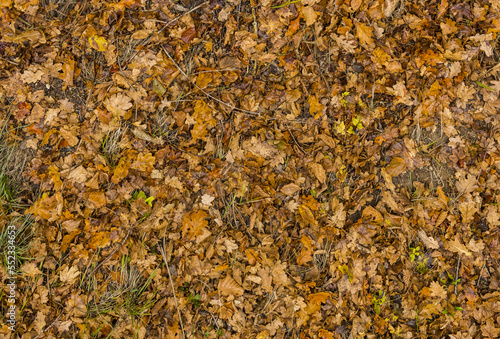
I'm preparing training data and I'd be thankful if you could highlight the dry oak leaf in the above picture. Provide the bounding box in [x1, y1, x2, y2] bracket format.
[60, 265, 81, 284]
[131, 152, 155, 172]
[182, 210, 209, 241]
[446, 238, 472, 256]
[308, 292, 331, 305]
[218, 275, 244, 296]
[302, 6, 318, 26]
[104, 93, 133, 118]
[201, 194, 215, 206]
[468, 238, 485, 253]
[67, 166, 89, 184]
[481, 319, 500, 338]
[418, 230, 440, 249]
[355, 22, 374, 46]
[429, 281, 447, 299]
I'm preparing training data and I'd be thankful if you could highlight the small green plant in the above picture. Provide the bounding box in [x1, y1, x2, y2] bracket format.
[440, 271, 461, 286]
[416, 260, 429, 274]
[341, 91, 350, 107]
[132, 190, 155, 207]
[372, 290, 387, 315]
[347, 115, 364, 134]
[409, 246, 421, 262]
[188, 293, 202, 307]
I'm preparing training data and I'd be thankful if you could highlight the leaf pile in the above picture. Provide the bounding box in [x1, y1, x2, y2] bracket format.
[1, 0, 500, 337]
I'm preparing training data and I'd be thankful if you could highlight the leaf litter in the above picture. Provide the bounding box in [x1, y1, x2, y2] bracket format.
[1, 0, 500, 338]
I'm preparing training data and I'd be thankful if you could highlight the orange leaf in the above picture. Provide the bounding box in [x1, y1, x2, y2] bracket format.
[61, 230, 80, 253]
[112, 151, 136, 184]
[87, 191, 107, 208]
[88, 232, 110, 250]
[308, 292, 331, 305]
[27, 193, 58, 220]
[385, 157, 406, 176]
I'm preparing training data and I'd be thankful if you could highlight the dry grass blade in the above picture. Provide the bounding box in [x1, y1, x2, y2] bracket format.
[159, 238, 186, 339]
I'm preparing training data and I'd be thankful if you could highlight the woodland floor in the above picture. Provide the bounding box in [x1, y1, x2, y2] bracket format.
[1, 0, 500, 338]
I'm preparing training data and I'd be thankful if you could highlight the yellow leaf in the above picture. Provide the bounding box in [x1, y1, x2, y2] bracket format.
[298, 205, 317, 225]
[339, 264, 353, 282]
[89, 35, 108, 52]
[335, 121, 346, 135]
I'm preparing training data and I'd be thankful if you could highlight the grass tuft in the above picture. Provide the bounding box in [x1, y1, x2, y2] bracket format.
[88, 256, 158, 319]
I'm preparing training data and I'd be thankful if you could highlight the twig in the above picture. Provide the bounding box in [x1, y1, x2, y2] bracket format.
[477, 261, 487, 286]
[159, 238, 186, 339]
[286, 124, 307, 155]
[122, 2, 209, 67]
[161, 45, 260, 116]
[455, 255, 461, 295]
[33, 309, 64, 339]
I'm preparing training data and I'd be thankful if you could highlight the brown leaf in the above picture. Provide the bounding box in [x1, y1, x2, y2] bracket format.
[181, 27, 196, 43]
[59, 265, 81, 284]
[355, 22, 374, 46]
[182, 210, 209, 242]
[309, 163, 326, 183]
[429, 281, 447, 299]
[302, 6, 317, 26]
[281, 183, 301, 195]
[385, 157, 406, 176]
[446, 238, 472, 256]
[218, 275, 244, 296]
[418, 230, 440, 249]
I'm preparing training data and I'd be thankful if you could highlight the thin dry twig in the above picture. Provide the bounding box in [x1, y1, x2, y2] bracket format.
[455, 254, 461, 295]
[161, 45, 260, 116]
[33, 309, 64, 339]
[122, 2, 209, 67]
[159, 238, 186, 339]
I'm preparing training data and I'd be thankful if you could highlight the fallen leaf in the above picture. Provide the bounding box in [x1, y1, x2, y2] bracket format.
[218, 275, 244, 296]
